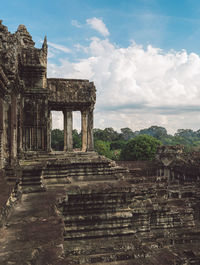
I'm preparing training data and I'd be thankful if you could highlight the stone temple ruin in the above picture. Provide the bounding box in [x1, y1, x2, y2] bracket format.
[0, 21, 200, 265]
[0, 21, 96, 166]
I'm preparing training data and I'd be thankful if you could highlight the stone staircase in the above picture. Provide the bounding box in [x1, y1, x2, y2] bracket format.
[18, 152, 128, 191]
[55, 167, 200, 264]
[42, 152, 128, 186]
[19, 167, 45, 193]
[58, 182, 139, 264]
[16, 152, 200, 264]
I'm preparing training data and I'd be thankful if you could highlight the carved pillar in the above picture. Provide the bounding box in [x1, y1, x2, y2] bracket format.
[18, 95, 23, 153]
[63, 110, 73, 151]
[0, 98, 3, 169]
[81, 110, 88, 152]
[47, 110, 52, 151]
[45, 108, 51, 152]
[10, 93, 17, 165]
[87, 108, 94, 151]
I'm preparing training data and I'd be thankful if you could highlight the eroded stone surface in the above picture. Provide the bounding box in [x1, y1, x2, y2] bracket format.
[0, 190, 66, 265]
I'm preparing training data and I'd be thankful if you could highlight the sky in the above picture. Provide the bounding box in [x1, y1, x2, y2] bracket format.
[2, 0, 200, 134]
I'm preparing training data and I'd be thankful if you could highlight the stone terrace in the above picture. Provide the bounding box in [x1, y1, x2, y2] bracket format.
[1, 149, 200, 264]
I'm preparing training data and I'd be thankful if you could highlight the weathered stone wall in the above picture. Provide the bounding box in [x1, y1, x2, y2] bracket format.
[47, 78, 96, 110]
[2, 100, 9, 167]
[22, 94, 49, 151]
[0, 20, 49, 165]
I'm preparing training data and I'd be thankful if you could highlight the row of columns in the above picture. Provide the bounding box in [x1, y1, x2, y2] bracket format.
[63, 109, 94, 152]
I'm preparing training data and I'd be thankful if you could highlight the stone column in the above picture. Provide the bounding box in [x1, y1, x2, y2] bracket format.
[18, 96, 23, 154]
[81, 110, 88, 152]
[10, 93, 17, 165]
[45, 108, 52, 152]
[87, 108, 94, 151]
[63, 110, 73, 151]
[0, 98, 3, 169]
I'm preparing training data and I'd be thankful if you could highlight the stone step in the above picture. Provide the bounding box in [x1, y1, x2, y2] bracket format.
[43, 178, 71, 185]
[20, 168, 45, 193]
[44, 166, 115, 172]
[43, 174, 69, 179]
[22, 176, 41, 181]
[19, 185, 45, 194]
[45, 164, 126, 169]
[21, 173, 41, 178]
[63, 212, 133, 222]
[43, 169, 118, 176]
[46, 161, 111, 166]
[20, 179, 42, 186]
[62, 210, 132, 222]
[44, 169, 117, 176]
[4, 167, 20, 182]
[64, 227, 136, 240]
[61, 203, 131, 213]
[69, 251, 135, 264]
[64, 220, 134, 233]
[63, 235, 139, 265]
[44, 174, 119, 182]
[62, 193, 133, 203]
[72, 174, 119, 181]
[46, 161, 111, 167]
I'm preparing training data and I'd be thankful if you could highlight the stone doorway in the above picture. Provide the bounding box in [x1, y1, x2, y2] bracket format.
[51, 111, 64, 151]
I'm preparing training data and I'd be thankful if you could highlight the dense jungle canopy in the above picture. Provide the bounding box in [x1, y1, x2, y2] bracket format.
[51, 126, 200, 160]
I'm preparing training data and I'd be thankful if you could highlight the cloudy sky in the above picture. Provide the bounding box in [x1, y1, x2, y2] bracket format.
[2, 0, 200, 134]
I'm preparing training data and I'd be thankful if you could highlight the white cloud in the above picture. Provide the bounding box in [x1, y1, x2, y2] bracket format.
[86, 17, 109, 37]
[48, 37, 200, 134]
[71, 19, 82, 28]
[48, 41, 71, 53]
[74, 43, 89, 53]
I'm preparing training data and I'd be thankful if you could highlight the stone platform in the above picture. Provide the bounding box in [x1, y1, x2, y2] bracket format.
[1, 151, 200, 264]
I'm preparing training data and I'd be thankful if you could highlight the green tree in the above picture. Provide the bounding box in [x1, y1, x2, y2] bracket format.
[51, 129, 64, 151]
[72, 129, 81, 149]
[103, 127, 119, 141]
[94, 127, 120, 142]
[94, 140, 112, 159]
[175, 129, 196, 138]
[120, 127, 136, 140]
[93, 128, 105, 141]
[120, 134, 161, 161]
[110, 140, 126, 150]
[139, 126, 167, 140]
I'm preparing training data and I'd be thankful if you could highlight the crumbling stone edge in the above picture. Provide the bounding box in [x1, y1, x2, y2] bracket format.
[0, 180, 22, 227]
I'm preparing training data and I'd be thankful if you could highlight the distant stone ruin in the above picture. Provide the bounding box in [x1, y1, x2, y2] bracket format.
[0, 20, 96, 171]
[0, 21, 200, 265]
